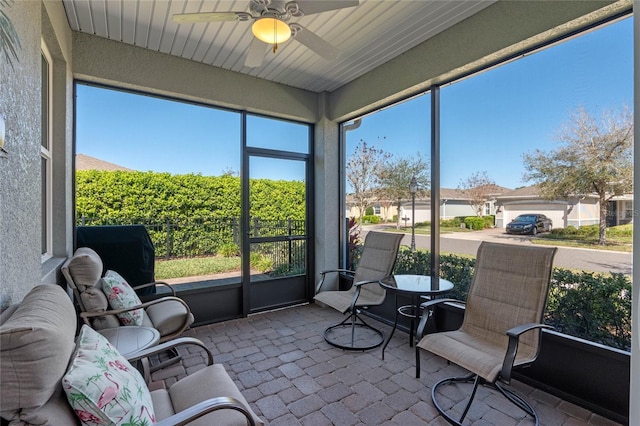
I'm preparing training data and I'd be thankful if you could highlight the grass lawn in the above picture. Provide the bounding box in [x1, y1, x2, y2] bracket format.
[155, 256, 240, 280]
[533, 223, 632, 252]
[386, 225, 472, 235]
[533, 235, 632, 252]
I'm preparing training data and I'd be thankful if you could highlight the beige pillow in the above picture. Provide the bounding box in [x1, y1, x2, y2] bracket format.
[62, 247, 103, 291]
[0, 285, 77, 413]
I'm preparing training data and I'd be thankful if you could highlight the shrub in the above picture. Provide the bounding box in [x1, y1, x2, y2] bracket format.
[219, 243, 239, 257]
[464, 216, 485, 230]
[362, 215, 380, 224]
[546, 269, 631, 350]
[482, 215, 495, 228]
[607, 224, 632, 238]
[365, 206, 374, 215]
[441, 217, 464, 228]
[250, 252, 273, 273]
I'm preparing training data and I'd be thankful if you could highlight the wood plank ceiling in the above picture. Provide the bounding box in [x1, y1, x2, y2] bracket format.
[62, 0, 496, 93]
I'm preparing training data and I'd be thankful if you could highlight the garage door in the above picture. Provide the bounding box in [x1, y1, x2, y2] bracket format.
[503, 204, 566, 229]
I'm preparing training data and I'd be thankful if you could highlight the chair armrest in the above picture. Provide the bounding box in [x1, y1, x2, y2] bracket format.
[154, 397, 256, 426]
[500, 323, 554, 383]
[126, 337, 214, 366]
[416, 299, 465, 338]
[316, 269, 354, 293]
[79, 296, 191, 325]
[133, 281, 176, 296]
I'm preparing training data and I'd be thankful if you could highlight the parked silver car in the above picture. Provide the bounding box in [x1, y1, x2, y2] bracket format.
[505, 214, 552, 235]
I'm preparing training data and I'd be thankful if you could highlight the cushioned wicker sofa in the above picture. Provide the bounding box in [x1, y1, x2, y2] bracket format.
[0, 284, 262, 426]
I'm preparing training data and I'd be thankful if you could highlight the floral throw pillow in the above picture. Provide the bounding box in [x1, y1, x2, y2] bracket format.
[62, 325, 156, 426]
[101, 270, 144, 326]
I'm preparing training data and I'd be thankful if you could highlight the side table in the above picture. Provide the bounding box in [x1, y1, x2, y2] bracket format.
[379, 274, 454, 359]
[98, 326, 160, 358]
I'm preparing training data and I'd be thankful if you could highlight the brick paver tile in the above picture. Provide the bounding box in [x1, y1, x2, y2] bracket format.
[321, 402, 359, 426]
[292, 375, 323, 395]
[299, 411, 333, 426]
[288, 394, 326, 418]
[318, 382, 353, 403]
[356, 401, 395, 425]
[255, 394, 289, 421]
[258, 376, 293, 395]
[279, 362, 306, 379]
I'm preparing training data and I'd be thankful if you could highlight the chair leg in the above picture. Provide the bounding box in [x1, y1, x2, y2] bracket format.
[494, 381, 540, 425]
[323, 309, 384, 351]
[431, 373, 540, 426]
[431, 373, 478, 426]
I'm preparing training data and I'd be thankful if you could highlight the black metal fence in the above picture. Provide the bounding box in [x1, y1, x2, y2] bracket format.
[77, 217, 306, 274]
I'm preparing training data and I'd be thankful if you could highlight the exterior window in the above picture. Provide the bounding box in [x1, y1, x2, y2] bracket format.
[484, 203, 491, 216]
[41, 42, 52, 259]
[374, 205, 381, 215]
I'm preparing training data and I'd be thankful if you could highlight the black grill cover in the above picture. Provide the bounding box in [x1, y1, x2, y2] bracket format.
[76, 225, 156, 295]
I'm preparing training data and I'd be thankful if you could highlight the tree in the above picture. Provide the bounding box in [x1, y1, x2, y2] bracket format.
[377, 154, 430, 229]
[457, 171, 496, 216]
[346, 139, 390, 225]
[523, 106, 633, 244]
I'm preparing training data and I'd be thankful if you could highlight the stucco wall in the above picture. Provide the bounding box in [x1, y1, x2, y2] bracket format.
[0, 1, 74, 308]
[0, 1, 42, 308]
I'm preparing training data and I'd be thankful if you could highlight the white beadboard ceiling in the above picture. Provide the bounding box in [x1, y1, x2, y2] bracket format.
[62, 0, 496, 93]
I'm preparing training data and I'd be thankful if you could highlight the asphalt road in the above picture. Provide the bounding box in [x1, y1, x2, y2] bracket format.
[366, 226, 632, 275]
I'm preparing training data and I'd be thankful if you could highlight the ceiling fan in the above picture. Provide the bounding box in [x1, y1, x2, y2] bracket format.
[172, 0, 359, 68]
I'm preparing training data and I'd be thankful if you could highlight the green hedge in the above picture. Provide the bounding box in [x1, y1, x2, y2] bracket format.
[76, 170, 305, 259]
[391, 248, 631, 351]
[77, 170, 305, 221]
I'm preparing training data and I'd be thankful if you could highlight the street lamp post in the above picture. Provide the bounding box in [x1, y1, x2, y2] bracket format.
[410, 176, 418, 251]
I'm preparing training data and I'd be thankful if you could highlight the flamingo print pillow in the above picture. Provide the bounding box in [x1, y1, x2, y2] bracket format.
[62, 325, 156, 426]
[101, 270, 144, 326]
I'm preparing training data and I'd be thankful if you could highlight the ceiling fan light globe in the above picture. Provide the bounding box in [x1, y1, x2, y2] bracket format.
[252, 17, 291, 44]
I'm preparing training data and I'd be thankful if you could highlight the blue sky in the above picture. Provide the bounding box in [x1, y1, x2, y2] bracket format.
[76, 17, 633, 189]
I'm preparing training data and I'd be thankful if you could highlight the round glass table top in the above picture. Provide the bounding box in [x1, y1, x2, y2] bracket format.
[379, 274, 454, 295]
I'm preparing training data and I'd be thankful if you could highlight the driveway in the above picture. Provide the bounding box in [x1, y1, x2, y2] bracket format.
[364, 226, 632, 275]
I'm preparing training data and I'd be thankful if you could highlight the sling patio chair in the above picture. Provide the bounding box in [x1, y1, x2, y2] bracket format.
[61, 246, 194, 343]
[314, 231, 403, 350]
[415, 241, 557, 425]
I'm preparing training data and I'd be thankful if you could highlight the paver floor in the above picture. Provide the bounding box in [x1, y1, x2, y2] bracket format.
[149, 303, 622, 425]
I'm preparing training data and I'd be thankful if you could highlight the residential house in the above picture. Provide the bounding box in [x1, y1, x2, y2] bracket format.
[495, 185, 634, 229]
[399, 186, 511, 225]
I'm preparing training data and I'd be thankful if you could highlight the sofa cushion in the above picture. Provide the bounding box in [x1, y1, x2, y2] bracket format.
[79, 286, 120, 330]
[101, 270, 144, 326]
[62, 325, 155, 426]
[145, 299, 192, 336]
[167, 364, 263, 426]
[7, 386, 78, 426]
[62, 247, 103, 291]
[0, 285, 77, 415]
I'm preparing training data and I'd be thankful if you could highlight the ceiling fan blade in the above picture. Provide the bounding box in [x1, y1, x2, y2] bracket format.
[172, 12, 248, 24]
[291, 24, 339, 60]
[289, 0, 359, 16]
[245, 38, 268, 68]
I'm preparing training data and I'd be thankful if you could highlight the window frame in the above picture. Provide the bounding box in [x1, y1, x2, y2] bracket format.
[41, 40, 53, 261]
